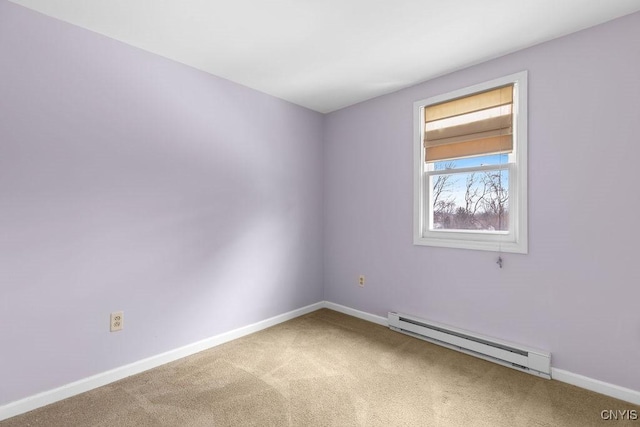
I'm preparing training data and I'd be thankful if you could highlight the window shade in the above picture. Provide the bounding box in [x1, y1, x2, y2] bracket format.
[424, 85, 514, 162]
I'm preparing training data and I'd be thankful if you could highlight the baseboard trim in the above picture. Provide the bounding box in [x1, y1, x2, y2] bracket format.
[4, 302, 639, 421]
[552, 368, 640, 406]
[0, 301, 324, 422]
[323, 301, 388, 326]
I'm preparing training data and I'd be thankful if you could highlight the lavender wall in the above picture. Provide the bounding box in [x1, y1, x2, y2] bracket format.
[324, 12, 640, 391]
[0, 1, 323, 405]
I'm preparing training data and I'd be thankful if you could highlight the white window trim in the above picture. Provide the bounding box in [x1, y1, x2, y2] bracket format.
[413, 71, 528, 254]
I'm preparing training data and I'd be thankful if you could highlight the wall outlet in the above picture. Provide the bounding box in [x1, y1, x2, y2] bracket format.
[358, 275, 365, 287]
[110, 311, 124, 332]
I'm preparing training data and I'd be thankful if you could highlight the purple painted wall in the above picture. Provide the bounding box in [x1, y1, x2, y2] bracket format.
[0, 1, 323, 405]
[324, 12, 640, 391]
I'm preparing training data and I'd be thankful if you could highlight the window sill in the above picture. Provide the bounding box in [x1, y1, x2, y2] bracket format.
[413, 234, 527, 254]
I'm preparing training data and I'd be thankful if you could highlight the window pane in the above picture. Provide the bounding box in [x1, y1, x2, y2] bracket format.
[430, 169, 509, 231]
[432, 153, 509, 170]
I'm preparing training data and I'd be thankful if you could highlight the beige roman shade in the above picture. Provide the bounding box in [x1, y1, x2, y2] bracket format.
[424, 85, 514, 162]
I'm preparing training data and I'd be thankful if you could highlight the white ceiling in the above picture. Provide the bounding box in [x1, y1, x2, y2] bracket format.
[9, 0, 640, 113]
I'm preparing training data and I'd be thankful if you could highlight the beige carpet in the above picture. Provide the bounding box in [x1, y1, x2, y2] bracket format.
[2, 309, 639, 426]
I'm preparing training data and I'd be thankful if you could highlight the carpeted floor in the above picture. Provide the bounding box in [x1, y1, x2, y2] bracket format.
[2, 309, 639, 426]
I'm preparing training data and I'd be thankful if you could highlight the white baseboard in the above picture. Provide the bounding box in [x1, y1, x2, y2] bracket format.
[552, 368, 640, 406]
[3, 301, 639, 421]
[323, 301, 388, 326]
[0, 301, 324, 422]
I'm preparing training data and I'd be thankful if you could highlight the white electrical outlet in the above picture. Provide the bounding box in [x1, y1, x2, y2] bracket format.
[110, 311, 124, 332]
[358, 275, 365, 287]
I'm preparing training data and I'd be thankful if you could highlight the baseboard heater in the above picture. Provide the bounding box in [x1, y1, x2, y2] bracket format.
[388, 312, 551, 379]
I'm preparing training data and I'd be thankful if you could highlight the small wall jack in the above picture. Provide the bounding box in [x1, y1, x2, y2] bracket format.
[110, 311, 124, 332]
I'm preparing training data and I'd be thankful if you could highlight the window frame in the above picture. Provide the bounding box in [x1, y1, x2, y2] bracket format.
[413, 71, 528, 253]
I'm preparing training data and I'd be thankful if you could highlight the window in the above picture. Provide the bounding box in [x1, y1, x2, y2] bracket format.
[413, 71, 528, 253]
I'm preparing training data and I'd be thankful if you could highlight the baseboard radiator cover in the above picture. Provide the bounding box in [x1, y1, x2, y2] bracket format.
[388, 312, 551, 379]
